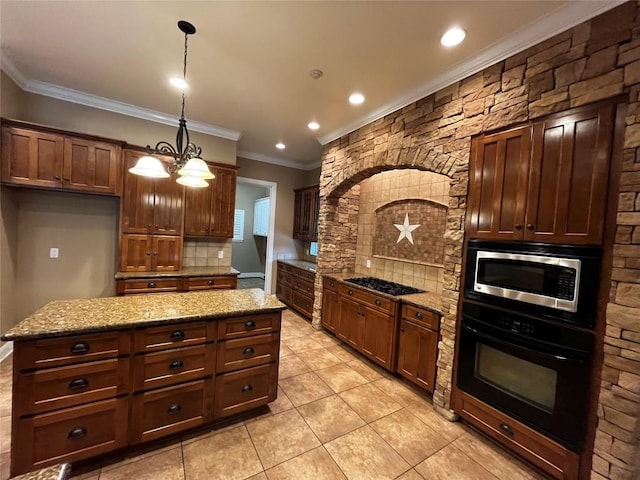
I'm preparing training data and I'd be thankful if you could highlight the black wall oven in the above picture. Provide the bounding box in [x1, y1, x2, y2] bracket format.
[457, 302, 593, 452]
[464, 240, 601, 327]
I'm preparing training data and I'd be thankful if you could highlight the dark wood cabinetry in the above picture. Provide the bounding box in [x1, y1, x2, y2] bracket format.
[2, 123, 122, 195]
[293, 185, 319, 242]
[396, 305, 440, 393]
[116, 275, 237, 295]
[467, 103, 616, 245]
[320, 277, 340, 334]
[184, 164, 238, 238]
[119, 233, 182, 272]
[276, 261, 316, 319]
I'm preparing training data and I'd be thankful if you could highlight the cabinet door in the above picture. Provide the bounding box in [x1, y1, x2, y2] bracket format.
[119, 234, 152, 272]
[210, 166, 237, 237]
[321, 288, 340, 333]
[311, 187, 319, 241]
[2, 127, 64, 188]
[184, 184, 213, 236]
[526, 103, 615, 245]
[338, 296, 364, 349]
[467, 126, 531, 240]
[361, 307, 395, 369]
[153, 172, 184, 235]
[397, 320, 438, 393]
[121, 150, 156, 234]
[63, 137, 121, 195]
[293, 190, 304, 239]
[152, 235, 182, 271]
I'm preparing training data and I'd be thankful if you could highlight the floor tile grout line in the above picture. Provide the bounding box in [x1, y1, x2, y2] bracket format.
[244, 422, 268, 477]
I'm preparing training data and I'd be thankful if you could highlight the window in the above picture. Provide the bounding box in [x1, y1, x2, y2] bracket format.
[233, 210, 244, 242]
[309, 241, 318, 256]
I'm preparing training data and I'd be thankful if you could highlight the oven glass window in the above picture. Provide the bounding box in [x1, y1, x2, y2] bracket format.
[478, 259, 548, 293]
[476, 344, 557, 413]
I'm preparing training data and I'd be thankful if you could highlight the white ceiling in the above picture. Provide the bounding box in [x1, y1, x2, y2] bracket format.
[0, 1, 622, 169]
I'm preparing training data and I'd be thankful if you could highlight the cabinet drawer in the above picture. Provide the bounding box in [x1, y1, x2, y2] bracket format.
[13, 397, 127, 475]
[14, 332, 131, 371]
[292, 291, 314, 318]
[133, 345, 215, 391]
[339, 285, 396, 315]
[278, 262, 293, 274]
[133, 322, 213, 353]
[16, 358, 130, 417]
[214, 363, 276, 418]
[278, 272, 293, 287]
[131, 379, 212, 444]
[294, 268, 315, 283]
[120, 278, 180, 294]
[185, 276, 237, 291]
[401, 304, 440, 330]
[323, 277, 339, 292]
[293, 277, 314, 296]
[217, 333, 279, 373]
[217, 314, 280, 340]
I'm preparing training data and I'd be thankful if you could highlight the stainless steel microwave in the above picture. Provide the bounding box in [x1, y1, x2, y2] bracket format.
[464, 240, 602, 326]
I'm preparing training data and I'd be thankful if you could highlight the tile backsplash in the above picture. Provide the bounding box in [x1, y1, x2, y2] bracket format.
[183, 239, 232, 267]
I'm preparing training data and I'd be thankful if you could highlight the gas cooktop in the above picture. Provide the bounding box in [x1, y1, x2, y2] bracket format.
[345, 277, 425, 296]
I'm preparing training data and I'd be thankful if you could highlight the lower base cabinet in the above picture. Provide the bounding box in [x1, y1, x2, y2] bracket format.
[116, 275, 238, 295]
[276, 261, 315, 319]
[214, 363, 277, 418]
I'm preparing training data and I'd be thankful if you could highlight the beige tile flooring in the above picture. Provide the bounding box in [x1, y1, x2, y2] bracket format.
[0, 309, 547, 480]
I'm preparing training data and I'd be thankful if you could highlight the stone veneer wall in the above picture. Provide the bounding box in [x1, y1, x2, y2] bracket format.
[314, 3, 640, 479]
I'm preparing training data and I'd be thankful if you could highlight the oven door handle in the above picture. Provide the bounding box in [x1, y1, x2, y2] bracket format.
[462, 323, 586, 364]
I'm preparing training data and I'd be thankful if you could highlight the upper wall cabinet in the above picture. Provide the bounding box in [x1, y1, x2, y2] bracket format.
[293, 185, 319, 242]
[467, 102, 617, 245]
[184, 164, 238, 238]
[121, 150, 185, 236]
[1, 124, 122, 195]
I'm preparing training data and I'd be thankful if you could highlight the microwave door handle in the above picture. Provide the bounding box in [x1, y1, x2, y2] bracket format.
[462, 324, 585, 364]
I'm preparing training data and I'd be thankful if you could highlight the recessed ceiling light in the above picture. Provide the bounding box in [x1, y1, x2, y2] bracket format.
[169, 77, 188, 89]
[275, 142, 286, 150]
[349, 93, 365, 105]
[441, 27, 466, 47]
[308, 121, 320, 130]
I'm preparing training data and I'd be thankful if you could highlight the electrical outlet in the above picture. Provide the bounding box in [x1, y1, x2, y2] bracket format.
[366, 259, 371, 268]
[50, 247, 59, 259]
[218, 250, 224, 259]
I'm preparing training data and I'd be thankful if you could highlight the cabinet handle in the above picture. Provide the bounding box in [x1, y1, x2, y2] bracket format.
[153, 252, 158, 256]
[54, 176, 61, 181]
[148, 224, 152, 228]
[170, 330, 185, 340]
[63, 177, 70, 181]
[169, 360, 184, 370]
[146, 252, 151, 256]
[167, 404, 181, 415]
[375, 300, 381, 306]
[348, 290, 353, 295]
[243, 347, 255, 356]
[147, 282, 156, 288]
[500, 423, 514, 437]
[68, 378, 89, 390]
[527, 224, 534, 230]
[242, 384, 253, 393]
[207, 280, 215, 285]
[245, 320, 256, 330]
[514, 224, 523, 230]
[67, 427, 87, 440]
[70, 343, 89, 354]
[415, 312, 423, 319]
[401, 327, 405, 332]
[330, 282, 334, 287]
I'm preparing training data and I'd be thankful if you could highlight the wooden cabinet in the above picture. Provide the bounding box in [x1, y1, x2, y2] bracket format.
[396, 305, 440, 393]
[184, 276, 237, 291]
[293, 185, 319, 242]
[275, 261, 316, 319]
[2, 124, 122, 195]
[184, 164, 238, 238]
[119, 234, 182, 272]
[115, 274, 237, 295]
[320, 277, 340, 334]
[467, 102, 616, 245]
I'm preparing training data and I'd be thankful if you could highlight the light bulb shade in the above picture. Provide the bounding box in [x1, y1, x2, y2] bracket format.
[177, 157, 215, 179]
[176, 174, 209, 188]
[129, 155, 170, 178]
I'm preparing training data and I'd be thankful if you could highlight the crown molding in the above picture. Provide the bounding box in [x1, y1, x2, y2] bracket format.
[317, 0, 624, 145]
[0, 53, 28, 88]
[238, 150, 321, 171]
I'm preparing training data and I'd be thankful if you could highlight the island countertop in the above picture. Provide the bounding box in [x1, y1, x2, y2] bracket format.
[1, 289, 286, 341]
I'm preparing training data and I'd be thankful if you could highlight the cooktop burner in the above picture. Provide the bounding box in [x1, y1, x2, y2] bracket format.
[345, 277, 425, 296]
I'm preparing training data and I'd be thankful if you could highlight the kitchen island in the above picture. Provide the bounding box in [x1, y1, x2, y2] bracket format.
[2, 289, 285, 477]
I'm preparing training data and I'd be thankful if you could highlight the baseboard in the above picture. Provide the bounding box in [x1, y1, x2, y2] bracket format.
[0, 341, 13, 362]
[238, 272, 265, 279]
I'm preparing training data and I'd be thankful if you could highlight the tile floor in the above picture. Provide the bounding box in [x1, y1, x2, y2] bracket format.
[237, 277, 265, 290]
[0, 309, 547, 480]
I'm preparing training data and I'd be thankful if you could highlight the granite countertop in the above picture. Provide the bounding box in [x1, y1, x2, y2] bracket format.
[323, 273, 444, 316]
[2, 289, 286, 341]
[11, 464, 71, 480]
[277, 259, 317, 273]
[115, 266, 240, 280]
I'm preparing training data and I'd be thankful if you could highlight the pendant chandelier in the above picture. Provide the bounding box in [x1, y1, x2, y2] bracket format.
[129, 20, 214, 188]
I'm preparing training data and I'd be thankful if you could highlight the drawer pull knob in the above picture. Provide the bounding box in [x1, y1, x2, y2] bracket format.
[330, 282, 334, 287]
[348, 290, 353, 295]
[242, 384, 253, 393]
[375, 300, 381, 306]
[169, 360, 184, 370]
[68, 378, 89, 390]
[415, 312, 423, 319]
[245, 320, 256, 330]
[167, 404, 182, 415]
[515, 224, 523, 230]
[500, 423, 514, 437]
[207, 280, 215, 285]
[243, 347, 255, 356]
[527, 224, 534, 230]
[70, 343, 89, 354]
[170, 330, 185, 340]
[68, 427, 87, 440]
[147, 282, 157, 288]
